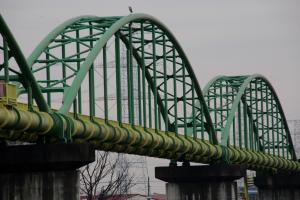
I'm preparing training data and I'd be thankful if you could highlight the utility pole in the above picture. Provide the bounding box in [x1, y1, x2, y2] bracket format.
[94, 43, 149, 196]
[121, 45, 149, 195]
[147, 177, 151, 200]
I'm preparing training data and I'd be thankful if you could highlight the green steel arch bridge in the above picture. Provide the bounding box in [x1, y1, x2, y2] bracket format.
[0, 13, 298, 173]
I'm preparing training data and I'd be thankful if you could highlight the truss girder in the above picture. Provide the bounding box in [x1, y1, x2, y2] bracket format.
[23, 13, 217, 144]
[0, 14, 298, 172]
[203, 75, 296, 160]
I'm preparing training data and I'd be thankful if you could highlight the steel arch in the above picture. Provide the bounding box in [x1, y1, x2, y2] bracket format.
[0, 14, 49, 112]
[1, 14, 300, 171]
[204, 74, 296, 160]
[25, 13, 217, 143]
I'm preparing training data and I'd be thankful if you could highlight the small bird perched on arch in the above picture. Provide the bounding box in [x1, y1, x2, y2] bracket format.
[128, 6, 133, 13]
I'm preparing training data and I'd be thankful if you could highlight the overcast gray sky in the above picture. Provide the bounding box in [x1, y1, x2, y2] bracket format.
[1, 0, 300, 194]
[1, 0, 300, 119]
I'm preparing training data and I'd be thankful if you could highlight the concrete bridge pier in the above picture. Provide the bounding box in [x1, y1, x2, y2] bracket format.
[0, 144, 95, 200]
[155, 164, 245, 200]
[254, 173, 300, 200]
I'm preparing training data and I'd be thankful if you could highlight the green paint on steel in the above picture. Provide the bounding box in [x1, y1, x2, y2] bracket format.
[204, 74, 296, 160]
[0, 14, 49, 112]
[0, 13, 299, 172]
[27, 15, 102, 67]
[0, 105, 299, 172]
[26, 13, 216, 144]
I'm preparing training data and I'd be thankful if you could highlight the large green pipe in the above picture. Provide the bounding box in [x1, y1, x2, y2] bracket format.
[0, 106, 299, 172]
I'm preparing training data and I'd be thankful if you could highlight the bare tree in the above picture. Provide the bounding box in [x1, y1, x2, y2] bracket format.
[80, 151, 135, 200]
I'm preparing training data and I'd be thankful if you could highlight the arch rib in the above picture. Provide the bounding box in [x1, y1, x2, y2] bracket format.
[44, 13, 217, 143]
[27, 15, 106, 67]
[222, 74, 296, 160]
[0, 14, 49, 112]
